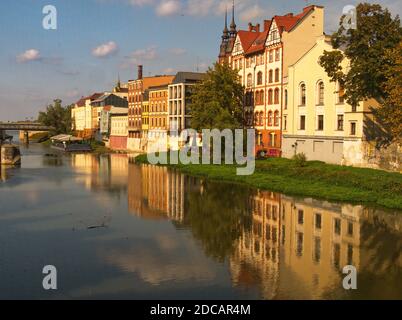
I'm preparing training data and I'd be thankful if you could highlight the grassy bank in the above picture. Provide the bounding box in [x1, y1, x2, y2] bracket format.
[135, 153, 402, 210]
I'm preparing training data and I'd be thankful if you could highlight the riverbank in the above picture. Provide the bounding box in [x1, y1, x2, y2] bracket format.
[135, 153, 402, 210]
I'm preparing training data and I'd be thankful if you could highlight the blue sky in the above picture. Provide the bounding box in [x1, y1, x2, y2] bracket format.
[0, 0, 401, 121]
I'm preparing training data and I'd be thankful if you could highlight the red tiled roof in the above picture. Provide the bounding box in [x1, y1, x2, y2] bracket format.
[246, 30, 269, 55]
[237, 30, 260, 53]
[75, 92, 103, 107]
[236, 5, 317, 56]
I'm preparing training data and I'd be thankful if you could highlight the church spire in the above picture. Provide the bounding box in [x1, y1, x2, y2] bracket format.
[222, 8, 229, 39]
[230, 0, 237, 37]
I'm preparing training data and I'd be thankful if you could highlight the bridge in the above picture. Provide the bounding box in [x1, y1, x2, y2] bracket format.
[0, 122, 54, 144]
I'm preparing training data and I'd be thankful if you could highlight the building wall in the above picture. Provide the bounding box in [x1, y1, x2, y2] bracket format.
[281, 6, 324, 78]
[149, 87, 168, 134]
[110, 115, 128, 150]
[282, 37, 354, 164]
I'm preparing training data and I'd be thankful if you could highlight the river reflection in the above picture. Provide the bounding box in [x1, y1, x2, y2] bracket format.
[67, 153, 402, 299]
[1, 150, 401, 299]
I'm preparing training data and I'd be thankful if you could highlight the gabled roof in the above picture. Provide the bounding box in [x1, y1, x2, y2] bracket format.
[237, 30, 260, 53]
[75, 93, 103, 107]
[273, 5, 317, 34]
[246, 29, 269, 55]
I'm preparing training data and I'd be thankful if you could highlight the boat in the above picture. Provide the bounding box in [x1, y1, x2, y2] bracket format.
[50, 134, 92, 152]
[0, 144, 21, 165]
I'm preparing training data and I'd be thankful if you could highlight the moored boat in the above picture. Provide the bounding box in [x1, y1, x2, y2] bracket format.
[50, 134, 92, 152]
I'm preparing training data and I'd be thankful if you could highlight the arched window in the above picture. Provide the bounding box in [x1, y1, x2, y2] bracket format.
[300, 83, 306, 105]
[255, 91, 260, 105]
[254, 112, 259, 126]
[275, 68, 280, 82]
[274, 88, 280, 104]
[274, 111, 280, 126]
[317, 81, 324, 105]
[268, 89, 273, 105]
[268, 111, 273, 126]
[260, 90, 264, 104]
[269, 70, 273, 83]
[259, 112, 263, 126]
[247, 73, 253, 87]
[257, 72, 263, 85]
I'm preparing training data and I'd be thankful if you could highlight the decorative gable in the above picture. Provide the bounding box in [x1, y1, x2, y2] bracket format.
[265, 21, 281, 46]
[232, 35, 244, 55]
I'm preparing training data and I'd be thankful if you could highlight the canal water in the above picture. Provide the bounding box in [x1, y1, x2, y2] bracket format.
[0, 138, 401, 299]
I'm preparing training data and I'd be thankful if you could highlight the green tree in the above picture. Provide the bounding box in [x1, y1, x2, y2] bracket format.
[319, 3, 402, 141]
[189, 63, 245, 131]
[38, 99, 73, 135]
[378, 41, 402, 139]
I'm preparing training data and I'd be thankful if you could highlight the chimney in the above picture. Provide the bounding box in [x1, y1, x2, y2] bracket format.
[256, 23, 260, 32]
[264, 20, 271, 31]
[137, 65, 143, 80]
[248, 23, 253, 31]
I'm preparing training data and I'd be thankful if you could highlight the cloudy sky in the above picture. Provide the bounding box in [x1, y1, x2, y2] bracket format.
[0, 0, 400, 121]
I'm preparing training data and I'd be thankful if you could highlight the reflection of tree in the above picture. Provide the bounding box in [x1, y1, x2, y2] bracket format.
[180, 181, 252, 262]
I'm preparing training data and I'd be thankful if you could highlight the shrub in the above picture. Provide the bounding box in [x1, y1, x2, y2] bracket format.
[293, 153, 307, 167]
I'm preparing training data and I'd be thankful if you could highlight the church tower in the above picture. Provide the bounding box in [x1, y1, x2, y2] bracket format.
[218, 8, 230, 64]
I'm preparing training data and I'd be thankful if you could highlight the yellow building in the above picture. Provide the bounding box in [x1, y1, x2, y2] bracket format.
[282, 36, 380, 166]
[109, 114, 128, 150]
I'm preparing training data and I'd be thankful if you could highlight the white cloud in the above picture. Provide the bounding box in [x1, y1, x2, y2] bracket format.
[16, 49, 41, 63]
[156, 0, 181, 16]
[169, 48, 186, 55]
[123, 45, 158, 67]
[239, 4, 265, 22]
[186, 0, 215, 16]
[92, 41, 118, 58]
[163, 67, 175, 74]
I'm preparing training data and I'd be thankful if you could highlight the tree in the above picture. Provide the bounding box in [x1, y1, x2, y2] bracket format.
[38, 99, 73, 135]
[378, 41, 402, 139]
[189, 63, 245, 131]
[319, 3, 402, 141]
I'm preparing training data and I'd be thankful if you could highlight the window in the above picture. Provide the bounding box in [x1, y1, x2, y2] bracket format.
[334, 218, 341, 236]
[268, 89, 273, 104]
[275, 68, 280, 82]
[259, 112, 264, 126]
[315, 214, 322, 230]
[317, 115, 324, 131]
[338, 81, 345, 104]
[314, 237, 321, 263]
[283, 115, 287, 130]
[337, 115, 344, 131]
[257, 71, 263, 85]
[298, 210, 304, 225]
[246, 58, 250, 68]
[239, 58, 243, 69]
[296, 232, 303, 257]
[260, 90, 264, 104]
[348, 222, 354, 236]
[247, 73, 252, 87]
[300, 83, 306, 105]
[269, 50, 273, 62]
[300, 115, 306, 130]
[269, 70, 273, 83]
[275, 49, 280, 61]
[274, 110, 279, 126]
[268, 111, 273, 126]
[255, 91, 260, 105]
[350, 122, 356, 135]
[284, 89, 288, 109]
[317, 81, 324, 105]
[274, 88, 280, 104]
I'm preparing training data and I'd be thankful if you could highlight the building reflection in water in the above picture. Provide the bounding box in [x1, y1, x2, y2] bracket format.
[71, 153, 402, 299]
